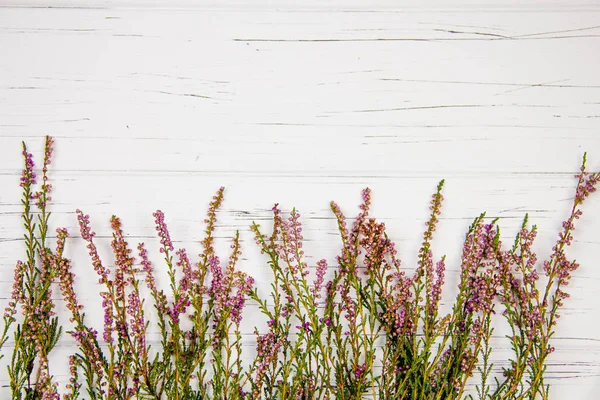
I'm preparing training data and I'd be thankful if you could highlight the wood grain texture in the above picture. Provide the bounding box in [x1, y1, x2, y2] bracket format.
[1, 1, 599, 397]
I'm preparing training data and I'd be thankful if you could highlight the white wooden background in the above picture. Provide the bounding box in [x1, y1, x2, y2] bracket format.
[1, 0, 600, 398]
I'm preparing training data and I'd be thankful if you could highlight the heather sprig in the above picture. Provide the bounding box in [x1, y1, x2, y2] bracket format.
[326, 188, 384, 399]
[56, 188, 254, 400]
[491, 153, 600, 400]
[250, 205, 336, 399]
[4, 136, 62, 399]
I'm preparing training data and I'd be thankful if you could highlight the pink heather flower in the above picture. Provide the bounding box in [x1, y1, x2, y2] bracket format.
[339, 283, 357, 325]
[20, 146, 37, 189]
[202, 187, 225, 258]
[227, 233, 242, 277]
[349, 188, 372, 249]
[416, 182, 444, 312]
[542, 163, 600, 310]
[209, 255, 224, 305]
[278, 208, 309, 279]
[4, 261, 25, 322]
[110, 216, 135, 275]
[460, 219, 488, 283]
[295, 321, 311, 333]
[138, 242, 169, 315]
[110, 216, 134, 315]
[574, 158, 600, 204]
[354, 363, 367, 380]
[268, 203, 284, 252]
[32, 136, 55, 209]
[100, 292, 114, 344]
[170, 295, 191, 324]
[66, 355, 82, 393]
[311, 259, 328, 304]
[331, 188, 374, 278]
[458, 221, 500, 317]
[37, 247, 58, 316]
[231, 275, 254, 325]
[330, 201, 349, 245]
[56, 241, 106, 387]
[359, 219, 386, 275]
[153, 210, 174, 253]
[176, 248, 193, 292]
[55, 230, 85, 322]
[126, 291, 146, 352]
[55, 227, 69, 257]
[76, 210, 110, 285]
[269, 205, 285, 257]
[42, 136, 54, 173]
[76, 210, 94, 241]
[253, 330, 283, 393]
[429, 257, 446, 315]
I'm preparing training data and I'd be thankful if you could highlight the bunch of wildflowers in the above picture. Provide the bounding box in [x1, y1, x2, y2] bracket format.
[248, 155, 598, 400]
[51, 187, 255, 399]
[250, 204, 335, 399]
[3, 137, 599, 400]
[490, 153, 600, 400]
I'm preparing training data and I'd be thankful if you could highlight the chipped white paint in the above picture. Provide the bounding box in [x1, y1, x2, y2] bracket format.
[0, 1, 599, 397]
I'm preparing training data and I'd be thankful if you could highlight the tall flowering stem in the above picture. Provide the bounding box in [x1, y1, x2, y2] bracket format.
[435, 217, 501, 399]
[55, 227, 107, 399]
[4, 137, 62, 399]
[327, 188, 384, 399]
[515, 154, 597, 400]
[250, 202, 345, 399]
